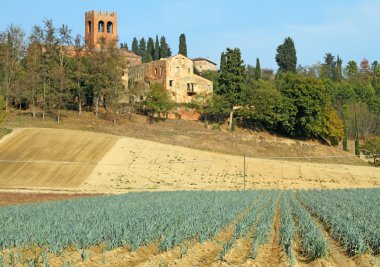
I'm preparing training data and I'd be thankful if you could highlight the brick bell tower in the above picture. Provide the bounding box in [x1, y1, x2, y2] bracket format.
[85, 10, 118, 49]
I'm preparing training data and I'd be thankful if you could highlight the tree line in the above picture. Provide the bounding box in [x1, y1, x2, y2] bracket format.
[0, 19, 379, 152]
[0, 21, 126, 125]
[195, 37, 380, 149]
[120, 33, 187, 63]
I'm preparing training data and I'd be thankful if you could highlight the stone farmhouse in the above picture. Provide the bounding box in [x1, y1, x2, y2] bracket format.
[126, 55, 213, 103]
[192, 58, 217, 74]
[84, 10, 213, 104]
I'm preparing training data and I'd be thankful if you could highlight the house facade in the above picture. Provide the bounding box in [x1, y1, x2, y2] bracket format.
[193, 57, 217, 74]
[126, 54, 213, 103]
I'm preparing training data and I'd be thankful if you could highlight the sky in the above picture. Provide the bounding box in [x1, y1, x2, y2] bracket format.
[1, 0, 379, 70]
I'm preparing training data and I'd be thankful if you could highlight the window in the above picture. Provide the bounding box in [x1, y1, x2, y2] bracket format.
[188, 68, 191, 74]
[107, 22, 113, 33]
[88, 21, 92, 33]
[155, 68, 158, 74]
[169, 80, 174, 87]
[98, 21, 104, 32]
[175, 67, 180, 73]
[160, 66, 163, 76]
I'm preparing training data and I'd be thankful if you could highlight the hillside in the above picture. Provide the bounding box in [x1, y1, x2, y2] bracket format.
[2, 110, 366, 165]
[0, 125, 378, 193]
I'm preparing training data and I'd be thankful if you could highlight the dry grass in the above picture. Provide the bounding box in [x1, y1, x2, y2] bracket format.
[0, 128, 12, 140]
[2, 110, 366, 166]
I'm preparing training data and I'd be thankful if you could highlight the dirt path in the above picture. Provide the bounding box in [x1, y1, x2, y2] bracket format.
[293, 194, 379, 267]
[240, 199, 288, 267]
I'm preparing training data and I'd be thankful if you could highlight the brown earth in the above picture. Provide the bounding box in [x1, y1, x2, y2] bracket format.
[2, 110, 366, 166]
[0, 192, 101, 206]
[0, 128, 117, 189]
[0, 128, 379, 193]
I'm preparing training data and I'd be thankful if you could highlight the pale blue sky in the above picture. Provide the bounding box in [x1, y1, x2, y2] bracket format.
[1, 0, 379, 70]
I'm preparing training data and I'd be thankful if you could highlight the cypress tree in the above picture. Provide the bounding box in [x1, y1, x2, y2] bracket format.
[138, 37, 146, 57]
[154, 35, 160, 60]
[336, 55, 343, 81]
[178, 33, 187, 56]
[275, 37, 297, 73]
[254, 58, 261, 80]
[160, 36, 170, 58]
[220, 52, 226, 71]
[354, 115, 360, 157]
[343, 123, 348, 151]
[147, 37, 154, 61]
[131, 37, 138, 55]
[217, 48, 245, 105]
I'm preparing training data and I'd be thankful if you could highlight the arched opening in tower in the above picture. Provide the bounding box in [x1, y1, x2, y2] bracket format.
[88, 21, 92, 33]
[107, 22, 113, 33]
[98, 21, 104, 32]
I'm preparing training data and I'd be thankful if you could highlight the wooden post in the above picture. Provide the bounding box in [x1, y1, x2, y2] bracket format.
[243, 150, 246, 190]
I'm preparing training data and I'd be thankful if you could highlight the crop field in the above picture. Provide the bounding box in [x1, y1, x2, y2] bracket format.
[1, 128, 379, 193]
[0, 189, 379, 266]
[0, 128, 117, 188]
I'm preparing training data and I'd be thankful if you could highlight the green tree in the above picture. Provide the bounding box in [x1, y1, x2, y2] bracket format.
[147, 37, 154, 61]
[220, 52, 226, 71]
[154, 35, 160, 60]
[102, 43, 127, 125]
[321, 53, 337, 80]
[178, 33, 187, 56]
[120, 42, 128, 49]
[345, 60, 359, 78]
[51, 24, 73, 124]
[254, 58, 261, 80]
[239, 79, 281, 130]
[26, 24, 45, 118]
[336, 56, 343, 81]
[275, 37, 297, 73]
[159, 36, 171, 58]
[276, 73, 330, 138]
[0, 25, 26, 111]
[131, 37, 138, 55]
[0, 92, 6, 124]
[70, 34, 88, 116]
[361, 136, 380, 166]
[216, 48, 245, 131]
[138, 38, 146, 57]
[144, 83, 175, 120]
[217, 48, 245, 105]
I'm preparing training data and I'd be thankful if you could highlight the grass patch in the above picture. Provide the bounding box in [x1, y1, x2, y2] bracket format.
[0, 128, 12, 140]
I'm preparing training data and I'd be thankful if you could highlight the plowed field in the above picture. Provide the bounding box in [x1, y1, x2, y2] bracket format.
[0, 128, 117, 188]
[0, 128, 379, 192]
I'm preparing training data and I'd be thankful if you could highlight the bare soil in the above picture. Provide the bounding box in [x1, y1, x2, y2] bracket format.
[0, 128, 117, 189]
[0, 192, 101, 206]
[0, 128, 379, 193]
[2, 110, 366, 165]
[248, 200, 288, 267]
